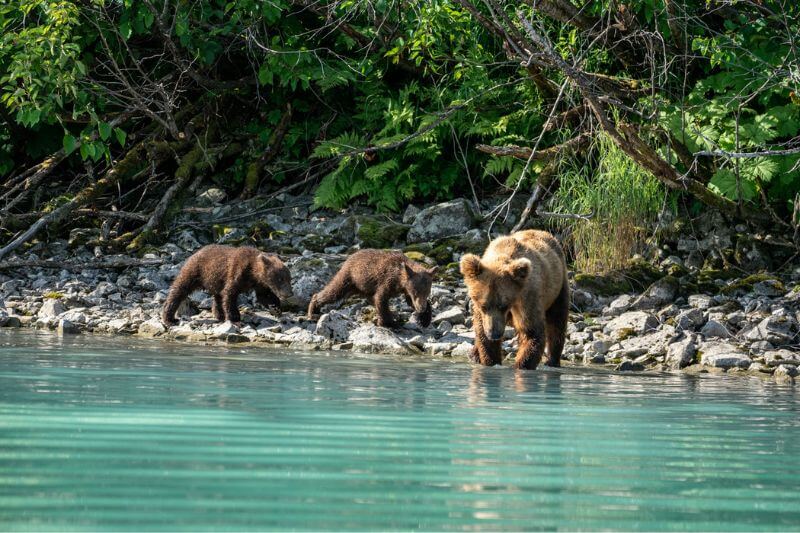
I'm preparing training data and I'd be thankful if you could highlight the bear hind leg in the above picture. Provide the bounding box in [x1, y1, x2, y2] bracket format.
[544, 280, 569, 367]
[221, 286, 241, 323]
[307, 270, 353, 318]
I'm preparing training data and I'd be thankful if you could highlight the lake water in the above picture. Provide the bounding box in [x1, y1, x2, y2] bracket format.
[0, 330, 798, 531]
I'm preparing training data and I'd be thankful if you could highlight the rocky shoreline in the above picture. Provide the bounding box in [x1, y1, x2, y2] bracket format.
[1, 190, 798, 382]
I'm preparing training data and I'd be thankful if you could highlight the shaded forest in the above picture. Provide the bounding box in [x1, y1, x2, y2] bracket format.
[1, 0, 799, 267]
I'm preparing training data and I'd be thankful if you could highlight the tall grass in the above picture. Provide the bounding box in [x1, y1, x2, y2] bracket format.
[551, 133, 665, 273]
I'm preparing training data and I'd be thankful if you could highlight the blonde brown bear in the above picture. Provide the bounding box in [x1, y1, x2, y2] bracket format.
[460, 229, 569, 370]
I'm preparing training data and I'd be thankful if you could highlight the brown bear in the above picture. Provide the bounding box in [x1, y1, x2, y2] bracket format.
[460, 229, 569, 370]
[307, 249, 437, 328]
[161, 245, 293, 325]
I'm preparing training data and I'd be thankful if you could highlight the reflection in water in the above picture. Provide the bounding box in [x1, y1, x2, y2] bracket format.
[0, 330, 798, 531]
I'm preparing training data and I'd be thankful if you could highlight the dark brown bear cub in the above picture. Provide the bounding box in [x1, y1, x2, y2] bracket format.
[162, 245, 293, 325]
[307, 249, 436, 328]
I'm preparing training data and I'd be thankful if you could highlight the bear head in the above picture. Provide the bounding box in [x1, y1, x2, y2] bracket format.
[460, 253, 531, 341]
[400, 262, 437, 325]
[255, 253, 294, 301]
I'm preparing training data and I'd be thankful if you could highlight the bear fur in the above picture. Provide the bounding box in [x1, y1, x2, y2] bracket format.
[162, 245, 293, 324]
[307, 249, 436, 328]
[460, 229, 569, 370]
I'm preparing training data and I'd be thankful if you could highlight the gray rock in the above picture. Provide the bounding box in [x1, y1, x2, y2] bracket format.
[39, 299, 66, 318]
[583, 353, 606, 364]
[451, 342, 473, 359]
[57, 319, 80, 335]
[348, 324, 413, 355]
[605, 294, 635, 315]
[589, 339, 610, 355]
[615, 360, 645, 372]
[745, 315, 800, 346]
[774, 364, 798, 378]
[667, 334, 697, 369]
[407, 199, 476, 243]
[571, 289, 596, 311]
[762, 349, 800, 367]
[315, 311, 352, 343]
[402, 205, 421, 224]
[675, 308, 706, 332]
[212, 321, 239, 336]
[699, 342, 751, 369]
[632, 277, 679, 310]
[432, 307, 465, 326]
[688, 294, 713, 310]
[138, 318, 167, 337]
[753, 279, 785, 297]
[700, 319, 732, 339]
[603, 311, 659, 339]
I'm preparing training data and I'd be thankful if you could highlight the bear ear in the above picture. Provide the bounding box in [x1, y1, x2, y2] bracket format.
[460, 254, 483, 279]
[508, 258, 531, 282]
[403, 263, 415, 278]
[259, 253, 276, 268]
[427, 265, 438, 276]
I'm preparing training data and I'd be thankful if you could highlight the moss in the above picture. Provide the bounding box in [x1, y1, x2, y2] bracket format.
[298, 233, 335, 253]
[616, 327, 635, 340]
[720, 273, 780, 295]
[43, 291, 64, 300]
[356, 217, 408, 248]
[574, 258, 664, 297]
[403, 251, 429, 263]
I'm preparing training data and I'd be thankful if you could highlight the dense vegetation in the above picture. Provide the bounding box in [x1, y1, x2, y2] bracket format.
[1, 0, 799, 263]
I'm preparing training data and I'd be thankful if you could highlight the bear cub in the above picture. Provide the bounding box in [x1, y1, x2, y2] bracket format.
[307, 249, 436, 328]
[162, 245, 293, 325]
[460, 229, 569, 370]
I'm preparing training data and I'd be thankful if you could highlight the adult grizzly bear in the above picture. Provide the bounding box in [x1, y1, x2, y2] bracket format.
[162, 245, 293, 325]
[307, 249, 436, 328]
[460, 229, 569, 370]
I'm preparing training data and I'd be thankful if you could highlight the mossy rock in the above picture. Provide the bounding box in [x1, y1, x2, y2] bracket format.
[403, 251, 431, 264]
[297, 233, 335, 253]
[720, 273, 782, 295]
[574, 259, 663, 297]
[43, 291, 64, 300]
[616, 327, 636, 341]
[356, 216, 409, 248]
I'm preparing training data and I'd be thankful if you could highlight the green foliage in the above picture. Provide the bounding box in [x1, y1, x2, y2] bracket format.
[552, 133, 665, 273]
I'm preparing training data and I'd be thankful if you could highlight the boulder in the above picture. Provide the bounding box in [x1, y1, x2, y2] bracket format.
[699, 342, 751, 369]
[674, 308, 705, 332]
[348, 324, 414, 355]
[39, 299, 66, 318]
[315, 311, 352, 343]
[138, 318, 167, 337]
[432, 307, 465, 326]
[632, 276, 679, 310]
[666, 334, 698, 369]
[57, 319, 80, 335]
[742, 315, 799, 346]
[700, 319, 732, 339]
[407, 199, 476, 243]
[603, 311, 659, 340]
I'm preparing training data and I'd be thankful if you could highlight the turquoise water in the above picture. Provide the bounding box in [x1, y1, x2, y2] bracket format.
[0, 331, 798, 531]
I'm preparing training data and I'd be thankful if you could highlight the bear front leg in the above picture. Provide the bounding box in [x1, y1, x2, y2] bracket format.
[212, 294, 225, 321]
[255, 287, 280, 309]
[374, 288, 397, 328]
[307, 270, 353, 319]
[515, 324, 546, 370]
[161, 273, 195, 325]
[221, 287, 241, 323]
[471, 308, 503, 366]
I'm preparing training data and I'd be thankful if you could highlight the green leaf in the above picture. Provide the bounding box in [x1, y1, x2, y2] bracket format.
[98, 122, 112, 141]
[114, 128, 127, 147]
[62, 134, 77, 155]
[708, 168, 757, 201]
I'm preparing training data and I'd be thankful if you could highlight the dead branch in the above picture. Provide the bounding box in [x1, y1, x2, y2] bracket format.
[475, 133, 589, 161]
